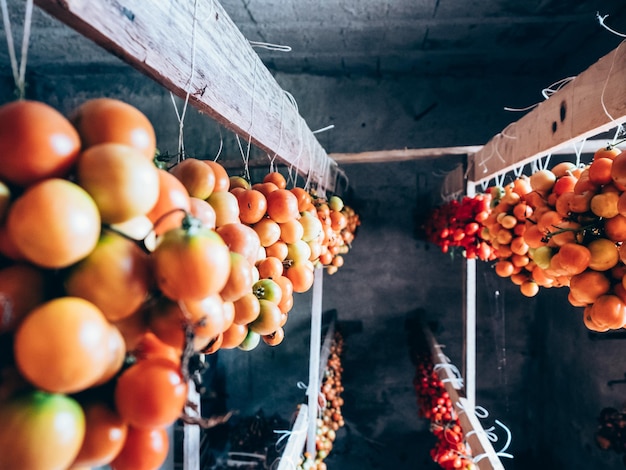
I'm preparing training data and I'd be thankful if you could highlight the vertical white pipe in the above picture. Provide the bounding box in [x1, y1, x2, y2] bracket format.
[306, 266, 324, 459]
[465, 181, 477, 411]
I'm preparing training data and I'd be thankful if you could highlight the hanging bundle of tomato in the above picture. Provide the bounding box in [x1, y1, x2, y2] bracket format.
[422, 193, 494, 261]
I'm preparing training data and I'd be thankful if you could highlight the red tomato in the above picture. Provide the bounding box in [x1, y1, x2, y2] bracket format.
[0, 263, 47, 333]
[114, 358, 187, 429]
[0, 100, 81, 186]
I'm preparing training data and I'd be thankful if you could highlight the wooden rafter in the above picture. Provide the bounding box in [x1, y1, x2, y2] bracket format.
[469, 42, 626, 184]
[34, 0, 338, 191]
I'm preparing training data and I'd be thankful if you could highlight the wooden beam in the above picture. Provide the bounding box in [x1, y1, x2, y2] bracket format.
[423, 327, 504, 470]
[470, 43, 626, 184]
[329, 146, 482, 164]
[34, 0, 338, 192]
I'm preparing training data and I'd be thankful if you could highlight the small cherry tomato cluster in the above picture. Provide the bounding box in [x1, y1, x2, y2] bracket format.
[298, 331, 345, 470]
[422, 194, 494, 261]
[595, 406, 626, 462]
[413, 354, 475, 470]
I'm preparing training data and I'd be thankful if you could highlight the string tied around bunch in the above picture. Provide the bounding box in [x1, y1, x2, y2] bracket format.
[1, 0, 34, 99]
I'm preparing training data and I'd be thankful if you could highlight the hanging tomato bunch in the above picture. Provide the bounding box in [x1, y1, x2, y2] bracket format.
[298, 330, 345, 470]
[0, 97, 359, 470]
[422, 193, 495, 261]
[413, 353, 475, 470]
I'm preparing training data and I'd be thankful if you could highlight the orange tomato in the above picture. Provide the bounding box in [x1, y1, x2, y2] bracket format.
[256, 256, 284, 280]
[569, 270, 611, 304]
[253, 217, 282, 247]
[203, 160, 230, 192]
[263, 171, 287, 189]
[249, 299, 283, 335]
[64, 230, 152, 322]
[266, 189, 300, 223]
[71, 98, 156, 160]
[233, 292, 261, 325]
[152, 216, 231, 301]
[76, 143, 160, 224]
[207, 190, 240, 227]
[220, 322, 249, 349]
[110, 426, 169, 470]
[114, 358, 187, 429]
[0, 100, 81, 186]
[147, 169, 191, 236]
[189, 196, 217, 229]
[169, 158, 216, 200]
[220, 252, 255, 302]
[290, 187, 313, 212]
[262, 327, 285, 346]
[216, 222, 262, 266]
[236, 188, 268, 225]
[71, 401, 128, 468]
[285, 263, 315, 293]
[6, 178, 101, 269]
[14, 297, 112, 393]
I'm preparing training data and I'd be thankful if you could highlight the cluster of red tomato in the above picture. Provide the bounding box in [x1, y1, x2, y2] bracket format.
[0, 97, 359, 470]
[413, 354, 475, 470]
[423, 194, 495, 261]
[424, 143, 626, 332]
[298, 331, 345, 470]
[595, 406, 626, 463]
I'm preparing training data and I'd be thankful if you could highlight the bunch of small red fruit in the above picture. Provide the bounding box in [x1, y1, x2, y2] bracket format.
[413, 354, 476, 470]
[423, 194, 495, 261]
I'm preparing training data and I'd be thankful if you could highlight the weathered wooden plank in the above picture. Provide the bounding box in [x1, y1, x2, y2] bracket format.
[423, 327, 504, 470]
[329, 146, 482, 164]
[470, 43, 626, 184]
[34, 0, 338, 191]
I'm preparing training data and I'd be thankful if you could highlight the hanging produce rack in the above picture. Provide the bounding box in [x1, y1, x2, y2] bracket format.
[23, 1, 342, 469]
[34, 0, 339, 192]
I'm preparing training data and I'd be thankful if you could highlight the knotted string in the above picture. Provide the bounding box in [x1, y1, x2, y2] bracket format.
[0, 0, 33, 99]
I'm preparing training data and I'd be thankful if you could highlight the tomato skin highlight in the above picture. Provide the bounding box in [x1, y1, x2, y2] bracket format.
[114, 358, 188, 429]
[6, 178, 101, 269]
[152, 216, 231, 301]
[0, 100, 81, 186]
[0, 390, 86, 470]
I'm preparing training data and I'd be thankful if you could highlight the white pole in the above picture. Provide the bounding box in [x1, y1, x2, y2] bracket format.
[465, 181, 477, 411]
[306, 266, 324, 460]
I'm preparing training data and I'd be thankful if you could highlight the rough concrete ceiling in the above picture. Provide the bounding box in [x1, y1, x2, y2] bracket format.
[208, 0, 626, 77]
[1, 0, 625, 80]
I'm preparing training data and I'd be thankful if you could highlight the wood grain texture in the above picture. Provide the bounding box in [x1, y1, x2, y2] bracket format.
[424, 327, 505, 470]
[34, 0, 338, 191]
[470, 43, 626, 184]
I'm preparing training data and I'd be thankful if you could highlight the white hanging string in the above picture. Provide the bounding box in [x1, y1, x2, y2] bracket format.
[1, 0, 34, 99]
[249, 40, 292, 52]
[572, 138, 586, 167]
[512, 163, 525, 178]
[312, 124, 335, 135]
[169, 0, 201, 161]
[599, 38, 623, 123]
[597, 12, 626, 38]
[503, 77, 574, 112]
